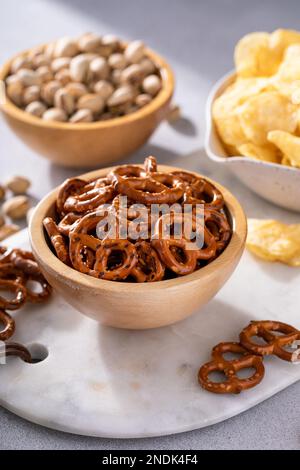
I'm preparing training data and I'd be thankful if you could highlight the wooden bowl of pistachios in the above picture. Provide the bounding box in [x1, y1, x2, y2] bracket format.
[0, 33, 174, 168]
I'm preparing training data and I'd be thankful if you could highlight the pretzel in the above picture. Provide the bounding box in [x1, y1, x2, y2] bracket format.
[64, 183, 115, 213]
[57, 212, 81, 236]
[69, 211, 105, 275]
[184, 178, 224, 211]
[43, 217, 69, 264]
[240, 320, 300, 362]
[10, 249, 41, 276]
[144, 155, 157, 174]
[0, 309, 15, 341]
[25, 273, 52, 303]
[0, 341, 32, 363]
[131, 241, 165, 282]
[56, 177, 87, 215]
[204, 209, 231, 251]
[0, 279, 27, 310]
[94, 239, 137, 280]
[46, 156, 231, 282]
[198, 342, 265, 394]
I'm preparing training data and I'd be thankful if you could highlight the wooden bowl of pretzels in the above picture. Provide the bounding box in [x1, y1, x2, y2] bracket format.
[29, 156, 247, 329]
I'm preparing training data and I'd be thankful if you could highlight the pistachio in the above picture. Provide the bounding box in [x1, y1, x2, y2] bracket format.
[77, 93, 104, 114]
[0, 185, 6, 201]
[101, 34, 119, 50]
[142, 74, 161, 96]
[41, 80, 61, 105]
[107, 85, 134, 107]
[135, 93, 152, 108]
[10, 56, 31, 74]
[139, 57, 156, 75]
[89, 57, 109, 79]
[6, 74, 22, 86]
[70, 54, 90, 82]
[70, 108, 93, 123]
[2, 195, 30, 220]
[167, 104, 181, 122]
[6, 82, 24, 106]
[42, 107, 67, 122]
[121, 64, 144, 85]
[54, 88, 75, 115]
[32, 54, 50, 69]
[36, 65, 53, 83]
[51, 57, 71, 73]
[55, 68, 72, 85]
[93, 80, 114, 101]
[108, 53, 127, 70]
[17, 69, 41, 87]
[5, 176, 31, 194]
[125, 40, 145, 64]
[54, 36, 79, 58]
[65, 82, 88, 98]
[23, 85, 40, 105]
[111, 69, 122, 86]
[5, 34, 162, 123]
[0, 224, 20, 242]
[78, 33, 102, 53]
[25, 101, 47, 118]
[44, 42, 56, 59]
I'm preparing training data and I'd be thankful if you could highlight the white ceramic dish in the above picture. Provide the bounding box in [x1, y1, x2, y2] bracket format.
[205, 71, 300, 213]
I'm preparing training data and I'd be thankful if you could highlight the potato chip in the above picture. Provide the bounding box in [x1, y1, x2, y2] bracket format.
[269, 29, 300, 56]
[234, 32, 280, 77]
[237, 91, 298, 145]
[268, 130, 300, 168]
[275, 45, 300, 83]
[247, 219, 300, 266]
[212, 78, 271, 146]
[237, 142, 280, 163]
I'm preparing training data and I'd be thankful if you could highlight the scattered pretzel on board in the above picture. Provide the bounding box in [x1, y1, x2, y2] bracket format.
[198, 320, 300, 394]
[0, 246, 52, 363]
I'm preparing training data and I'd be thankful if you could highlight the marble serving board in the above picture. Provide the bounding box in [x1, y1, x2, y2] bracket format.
[0, 230, 299, 438]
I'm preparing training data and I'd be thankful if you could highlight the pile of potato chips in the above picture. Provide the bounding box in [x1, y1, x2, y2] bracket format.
[247, 219, 300, 266]
[213, 29, 300, 168]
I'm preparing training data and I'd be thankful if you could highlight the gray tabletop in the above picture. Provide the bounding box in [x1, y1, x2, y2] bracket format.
[1, 0, 300, 450]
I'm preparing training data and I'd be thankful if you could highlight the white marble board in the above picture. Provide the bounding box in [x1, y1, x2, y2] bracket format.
[0, 229, 299, 438]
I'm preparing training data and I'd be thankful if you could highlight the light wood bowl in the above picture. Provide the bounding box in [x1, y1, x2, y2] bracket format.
[0, 46, 174, 168]
[29, 164, 247, 330]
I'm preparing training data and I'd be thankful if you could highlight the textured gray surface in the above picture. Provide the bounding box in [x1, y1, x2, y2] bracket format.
[0, 0, 300, 450]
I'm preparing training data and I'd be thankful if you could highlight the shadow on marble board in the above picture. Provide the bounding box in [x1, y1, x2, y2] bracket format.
[96, 297, 253, 386]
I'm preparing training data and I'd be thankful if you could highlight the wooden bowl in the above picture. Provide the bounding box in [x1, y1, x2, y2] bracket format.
[29, 164, 247, 330]
[0, 47, 174, 168]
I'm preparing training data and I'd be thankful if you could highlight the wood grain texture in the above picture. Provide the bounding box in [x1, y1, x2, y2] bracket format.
[0, 46, 174, 168]
[29, 164, 247, 329]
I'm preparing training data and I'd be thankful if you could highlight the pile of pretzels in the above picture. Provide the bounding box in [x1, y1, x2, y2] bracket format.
[0, 246, 52, 362]
[198, 320, 300, 394]
[43, 156, 232, 282]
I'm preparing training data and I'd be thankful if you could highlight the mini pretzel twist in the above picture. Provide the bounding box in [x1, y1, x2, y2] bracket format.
[0, 341, 32, 363]
[0, 279, 27, 310]
[198, 342, 265, 394]
[144, 155, 158, 174]
[0, 309, 15, 341]
[44, 156, 231, 282]
[240, 320, 300, 362]
[131, 241, 165, 282]
[43, 217, 69, 264]
[184, 178, 224, 211]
